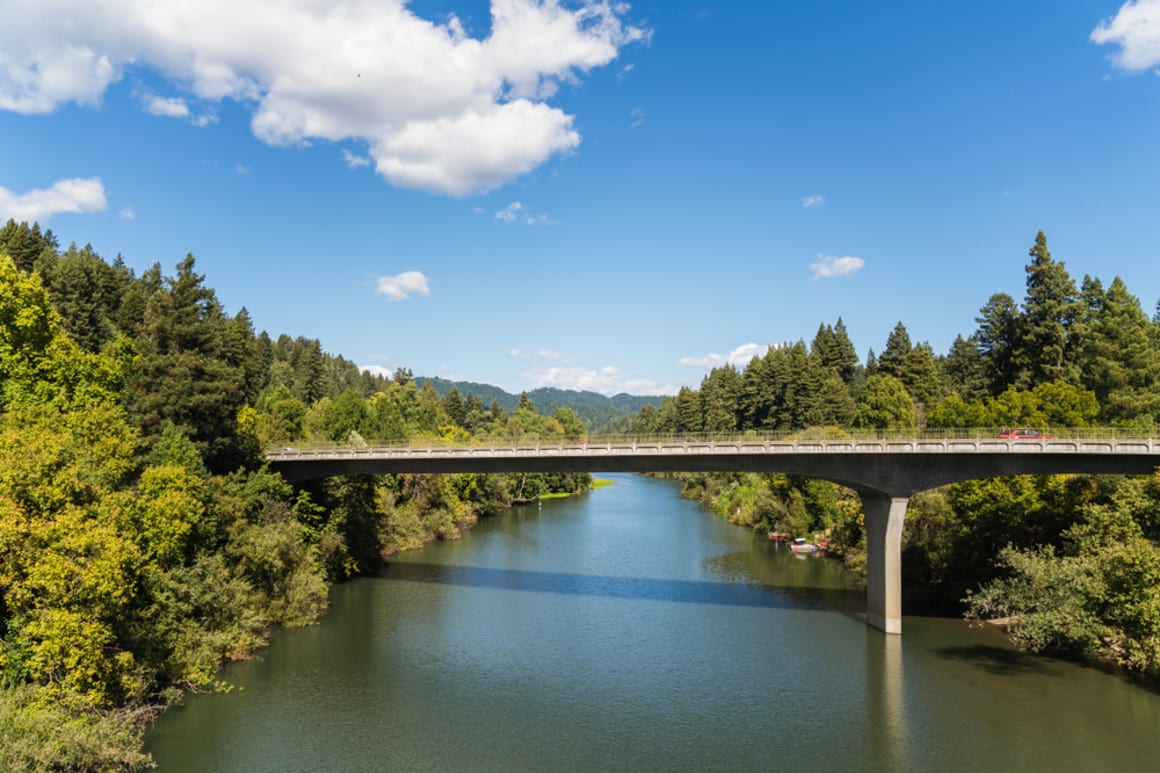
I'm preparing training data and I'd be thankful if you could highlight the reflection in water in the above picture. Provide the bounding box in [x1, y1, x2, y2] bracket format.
[383, 560, 864, 611]
[867, 634, 910, 771]
[146, 474, 1160, 773]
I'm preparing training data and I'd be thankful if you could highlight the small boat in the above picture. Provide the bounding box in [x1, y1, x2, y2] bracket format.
[790, 537, 818, 554]
[768, 531, 788, 542]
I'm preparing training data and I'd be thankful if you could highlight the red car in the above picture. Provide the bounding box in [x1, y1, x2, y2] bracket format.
[999, 428, 1054, 440]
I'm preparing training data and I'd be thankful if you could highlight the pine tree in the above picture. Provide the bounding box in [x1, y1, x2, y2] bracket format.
[1078, 276, 1160, 423]
[975, 292, 1020, 394]
[942, 335, 989, 401]
[1014, 231, 1081, 388]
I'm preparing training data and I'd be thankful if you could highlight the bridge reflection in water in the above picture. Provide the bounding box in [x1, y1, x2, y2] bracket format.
[268, 434, 1160, 635]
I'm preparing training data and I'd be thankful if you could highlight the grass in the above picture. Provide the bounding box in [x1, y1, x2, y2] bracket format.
[537, 478, 616, 500]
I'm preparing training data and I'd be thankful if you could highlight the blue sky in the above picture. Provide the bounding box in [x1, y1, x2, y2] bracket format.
[2, 0, 1158, 395]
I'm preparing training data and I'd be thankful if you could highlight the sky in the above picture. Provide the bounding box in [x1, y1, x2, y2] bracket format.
[1, 0, 1159, 396]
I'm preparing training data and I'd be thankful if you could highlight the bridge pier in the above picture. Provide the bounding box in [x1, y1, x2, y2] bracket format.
[860, 492, 908, 635]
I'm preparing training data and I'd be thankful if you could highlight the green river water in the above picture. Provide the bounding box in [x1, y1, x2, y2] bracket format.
[146, 474, 1160, 771]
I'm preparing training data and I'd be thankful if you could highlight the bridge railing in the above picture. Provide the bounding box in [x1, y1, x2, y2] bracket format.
[266, 426, 1160, 455]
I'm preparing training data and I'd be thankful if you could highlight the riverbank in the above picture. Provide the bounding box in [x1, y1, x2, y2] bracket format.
[146, 472, 1160, 771]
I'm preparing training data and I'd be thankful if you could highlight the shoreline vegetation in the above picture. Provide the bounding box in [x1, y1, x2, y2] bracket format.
[2, 223, 1160, 767]
[626, 231, 1160, 685]
[0, 221, 593, 771]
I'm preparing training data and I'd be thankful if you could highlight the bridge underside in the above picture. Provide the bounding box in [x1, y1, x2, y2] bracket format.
[269, 449, 1159, 635]
[271, 451, 1160, 496]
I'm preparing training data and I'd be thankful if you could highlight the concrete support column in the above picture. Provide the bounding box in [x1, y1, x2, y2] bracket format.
[860, 492, 909, 635]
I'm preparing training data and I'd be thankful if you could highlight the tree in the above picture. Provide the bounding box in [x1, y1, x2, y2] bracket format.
[553, 406, 585, 441]
[1077, 276, 1160, 424]
[0, 254, 125, 413]
[123, 255, 251, 471]
[854, 374, 915, 430]
[975, 292, 1020, 394]
[700, 365, 741, 433]
[877, 322, 912, 381]
[0, 219, 58, 273]
[1014, 231, 1081, 388]
[942, 335, 988, 402]
[288, 338, 330, 405]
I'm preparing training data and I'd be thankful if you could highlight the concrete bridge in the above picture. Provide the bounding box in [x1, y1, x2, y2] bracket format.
[267, 434, 1160, 636]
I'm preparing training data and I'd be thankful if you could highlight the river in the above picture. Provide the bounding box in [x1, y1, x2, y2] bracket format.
[146, 474, 1160, 771]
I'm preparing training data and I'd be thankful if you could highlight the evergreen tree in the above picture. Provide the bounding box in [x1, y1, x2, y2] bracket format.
[877, 322, 912, 380]
[444, 387, 467, 427]
[942, 335, 989, 401]
[1078, 276, 1160, 424]
[124, 255, 250, 471]
[289, 338, 331, 405]
[0, 219, 58, 273]
[1014, 231, 1081, 388]
[700, 365, 741, 433]
[975, 292, 1021, 394]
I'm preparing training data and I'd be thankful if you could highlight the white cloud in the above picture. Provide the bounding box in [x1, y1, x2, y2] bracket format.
[1092, 1, 1160, 71]
[144, 94, 190, 118]
[375, 270, 430, 301]
[495, 200, 551, 224]
[359, 364, 393, 379]
[508, 348, 562, 363]
[119, 205, 135, 219]
[810, 253, 865, 279]
[0, 177, 107, 221]
[678, 342, 769, 368]
[629, 107, 645, 128]
[802, 194, 825, 208]
[234, 163, 250, 175]
[341, 148, 371, 169]
[524, 365, 675, 396]
[496, 201, 525, 222]
[0, 1, 646, 196]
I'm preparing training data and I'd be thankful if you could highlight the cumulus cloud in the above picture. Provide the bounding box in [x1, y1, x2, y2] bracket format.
[375, 270, 431, 301]
[524, 365, 675, 396]
[359, 364, 393, 379]
[678, 343, 770, 368]
[1092, 1, 1160, 71]
[144, 94, 190, 118]
[0, 0, 646, 196]
[119, 205, 135, 219]
[341, 148, 371, 169]
[802, 194, 825, 208]
[0, 177, 107, 221]
[810, 254, 865, 279]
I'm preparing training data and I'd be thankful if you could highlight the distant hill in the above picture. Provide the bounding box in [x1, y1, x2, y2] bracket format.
[415, 377, 664, 433]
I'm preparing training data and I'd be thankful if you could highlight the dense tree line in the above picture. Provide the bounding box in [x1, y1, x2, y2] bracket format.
[633, 230, 1160, 679]
[0, 219, 588, 770]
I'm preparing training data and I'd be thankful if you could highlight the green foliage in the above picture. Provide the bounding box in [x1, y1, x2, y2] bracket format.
[1014, 231, 1083, 389]
[0, 684, 152, 772]
[854, 374, 915, 430]
[965, 545, 1111, 656]
[0, 254, 125, 413]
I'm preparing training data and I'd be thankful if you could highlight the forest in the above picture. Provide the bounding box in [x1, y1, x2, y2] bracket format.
[2, 222, 1159, 769]
[629, 230, 1160, 683]
[0, 219, 589, 770]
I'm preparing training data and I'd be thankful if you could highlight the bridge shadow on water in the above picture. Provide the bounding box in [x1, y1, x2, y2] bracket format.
[380, 561, 865, 615]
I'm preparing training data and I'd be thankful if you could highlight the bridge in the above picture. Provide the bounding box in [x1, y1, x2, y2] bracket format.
[267, 433, 1160, 636]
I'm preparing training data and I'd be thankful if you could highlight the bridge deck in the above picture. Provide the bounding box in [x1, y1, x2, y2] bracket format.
[265, 436, 1160, 636]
